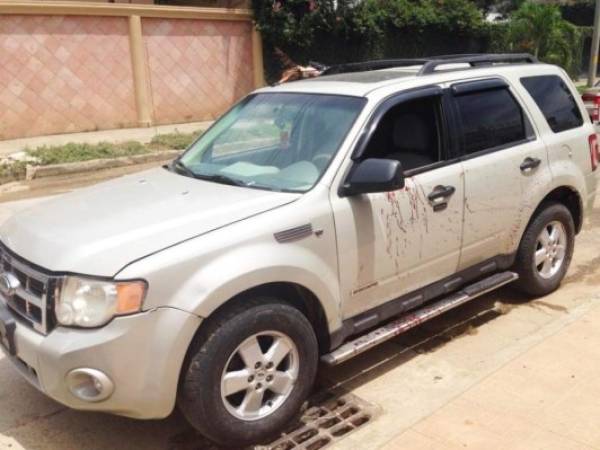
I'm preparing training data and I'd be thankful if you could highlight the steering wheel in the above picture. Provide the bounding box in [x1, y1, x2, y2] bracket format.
[311, 153, 331, 170]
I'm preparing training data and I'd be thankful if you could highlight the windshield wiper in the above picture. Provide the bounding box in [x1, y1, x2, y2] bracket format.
[193, 173, 247, 187]
[170, 160, 249, 188]
[171, 159, 197, 178]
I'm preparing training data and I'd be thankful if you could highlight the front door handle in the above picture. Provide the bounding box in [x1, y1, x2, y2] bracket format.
[427, 185, 455, 211]
[520, 157, 541, 173]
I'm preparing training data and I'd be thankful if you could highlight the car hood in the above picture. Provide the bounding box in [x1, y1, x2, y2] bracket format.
[0, 168, 299, 276]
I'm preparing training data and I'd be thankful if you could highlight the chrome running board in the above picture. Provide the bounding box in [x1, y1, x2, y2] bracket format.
[321, 271, 518, 366]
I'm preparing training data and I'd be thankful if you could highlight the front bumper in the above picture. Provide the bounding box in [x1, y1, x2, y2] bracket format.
[1, 305, 202, 419]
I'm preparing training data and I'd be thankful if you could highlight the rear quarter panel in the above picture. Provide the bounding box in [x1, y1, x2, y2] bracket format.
[507, 68, 597, 238]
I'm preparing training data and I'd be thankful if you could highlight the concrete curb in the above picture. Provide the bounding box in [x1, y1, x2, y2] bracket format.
[0, 180, 29, 196]
[25, 150, 181, 180]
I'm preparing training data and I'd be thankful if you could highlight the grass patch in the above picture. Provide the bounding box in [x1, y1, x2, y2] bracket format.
[0, 129, 204, 186]
[26, 129, 204, 165]
[0, 160, 27, 185]
[26, 141, 150, 166]
[577, 84, 591, 94]
[148, 129, 204, 150]
[221, 122, 281, 143]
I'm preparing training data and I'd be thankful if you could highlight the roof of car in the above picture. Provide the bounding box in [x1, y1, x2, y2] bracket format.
[257, 69, 421, 97]
[258, 59, 560, 99]
[312, 68, 420, 84]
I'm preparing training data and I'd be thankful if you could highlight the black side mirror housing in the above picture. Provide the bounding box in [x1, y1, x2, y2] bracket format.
[340, 158, 405, 196]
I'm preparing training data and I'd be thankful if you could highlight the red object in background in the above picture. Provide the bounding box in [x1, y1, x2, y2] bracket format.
[589, 133, 599, 171]
[582, 91, 600, 123]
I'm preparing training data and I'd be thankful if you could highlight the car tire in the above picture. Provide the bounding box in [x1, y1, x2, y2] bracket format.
[178, 297, 319, 447]
[513, 202, 575, 296]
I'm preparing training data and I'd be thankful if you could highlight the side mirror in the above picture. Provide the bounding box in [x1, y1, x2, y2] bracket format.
[340, 158, 405, 197]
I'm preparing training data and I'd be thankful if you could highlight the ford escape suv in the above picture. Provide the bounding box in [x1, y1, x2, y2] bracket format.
[0, 54, 598, 446]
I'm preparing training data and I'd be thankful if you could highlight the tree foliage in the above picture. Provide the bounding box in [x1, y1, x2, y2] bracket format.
[252, 0, 487, 51]
[252, 0, 585, 81]
[507, 2, 582, 75]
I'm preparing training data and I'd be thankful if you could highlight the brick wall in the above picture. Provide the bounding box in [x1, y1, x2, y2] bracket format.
[0, 6, 257, 140]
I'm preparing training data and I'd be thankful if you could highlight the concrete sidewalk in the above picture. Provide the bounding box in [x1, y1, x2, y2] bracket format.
[0, 121, 212, 159]
[381, 304, 600, 450]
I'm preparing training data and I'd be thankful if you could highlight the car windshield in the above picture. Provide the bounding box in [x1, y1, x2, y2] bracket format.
[176, 93, 366, 192]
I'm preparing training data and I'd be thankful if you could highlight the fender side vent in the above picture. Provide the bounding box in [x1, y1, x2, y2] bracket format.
[275, 224, 313, 243]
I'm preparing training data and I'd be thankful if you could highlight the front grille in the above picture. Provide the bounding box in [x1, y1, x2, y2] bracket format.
[0, 242, 54, 335]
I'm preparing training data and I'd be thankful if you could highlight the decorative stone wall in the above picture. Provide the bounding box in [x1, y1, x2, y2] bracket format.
[143, 18, 254, 125]
[0, 3, 259, 140]
[0, 15, 137, 139]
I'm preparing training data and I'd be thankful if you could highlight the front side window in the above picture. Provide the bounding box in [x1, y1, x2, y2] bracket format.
[178, 93, 366, 192]
[361, 95, 444, 173]
[521, 75, 583, 133]
[454, 88, 529, 155]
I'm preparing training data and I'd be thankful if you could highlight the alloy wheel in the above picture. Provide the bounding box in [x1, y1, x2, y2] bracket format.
[220, 331, 299, 421]
[534, 220, 567, 279]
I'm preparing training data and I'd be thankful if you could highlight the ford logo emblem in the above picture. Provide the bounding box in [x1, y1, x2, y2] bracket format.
[0, 272, 20, 297]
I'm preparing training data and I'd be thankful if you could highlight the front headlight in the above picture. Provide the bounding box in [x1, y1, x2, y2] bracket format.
[55, 277, 147, 328]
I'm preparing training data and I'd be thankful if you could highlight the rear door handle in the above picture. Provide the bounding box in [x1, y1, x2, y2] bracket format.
[427, 185, 455, 211]
[520, 157, 541, 173]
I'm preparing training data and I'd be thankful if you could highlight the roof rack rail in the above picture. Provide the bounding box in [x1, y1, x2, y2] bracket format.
[321, 59, 431, 76]
[417, 53, 538, 75]
[320, 53, 538, 77]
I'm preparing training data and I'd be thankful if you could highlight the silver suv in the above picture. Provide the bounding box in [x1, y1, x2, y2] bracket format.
[0, 54, 598, 446]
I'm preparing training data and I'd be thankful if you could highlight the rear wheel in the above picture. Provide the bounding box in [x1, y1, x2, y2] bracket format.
[513, 202, 575, 296]
[178, 298, 318, 447]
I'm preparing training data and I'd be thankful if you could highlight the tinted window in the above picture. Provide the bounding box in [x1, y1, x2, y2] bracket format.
[521, 75, 583, 133]
[455, 88, 529, 154]
[363, 96, 443, 172]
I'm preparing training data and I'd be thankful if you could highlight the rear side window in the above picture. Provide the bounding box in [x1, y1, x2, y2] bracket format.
[454, 88, 529, 154]
[521, 75, 583, 133]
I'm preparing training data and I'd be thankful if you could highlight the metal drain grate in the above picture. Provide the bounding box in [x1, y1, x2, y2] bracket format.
[167, 391, 379, 450]
[260, 391, 380, 450]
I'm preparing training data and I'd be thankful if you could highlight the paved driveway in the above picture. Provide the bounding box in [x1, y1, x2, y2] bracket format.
[1, 194, 600, 450]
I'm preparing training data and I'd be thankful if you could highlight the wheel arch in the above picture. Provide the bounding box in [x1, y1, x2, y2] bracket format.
[192, 282, 332, 355]
[532, 185, 583, 234]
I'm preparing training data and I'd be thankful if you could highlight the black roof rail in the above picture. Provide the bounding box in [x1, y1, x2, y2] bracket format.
[319, 53, 538, 77]
[417, 53, 538, 75]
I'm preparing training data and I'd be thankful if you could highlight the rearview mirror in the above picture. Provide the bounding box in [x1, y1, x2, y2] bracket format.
[340, 158, 405, 196]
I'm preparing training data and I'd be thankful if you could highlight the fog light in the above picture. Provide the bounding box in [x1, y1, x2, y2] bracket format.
[66, 368, 114, 402]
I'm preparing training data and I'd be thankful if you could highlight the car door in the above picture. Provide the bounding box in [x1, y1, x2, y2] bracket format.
[330, 87, 465, 320]
[449, 78, 551, 270]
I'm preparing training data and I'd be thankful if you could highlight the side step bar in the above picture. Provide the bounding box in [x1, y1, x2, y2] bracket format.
[321, 271, 518, 366]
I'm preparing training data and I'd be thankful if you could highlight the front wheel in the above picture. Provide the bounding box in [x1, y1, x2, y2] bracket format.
[513, 202, 575, 296]
[178, 299, 318, 447]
